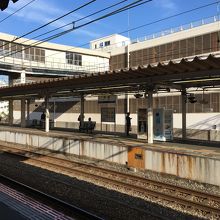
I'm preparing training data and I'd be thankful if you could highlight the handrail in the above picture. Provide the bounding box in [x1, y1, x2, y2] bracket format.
[131, 15, 219, 44]
[0, 55, 110, 74]
[96, 15, 220, 51]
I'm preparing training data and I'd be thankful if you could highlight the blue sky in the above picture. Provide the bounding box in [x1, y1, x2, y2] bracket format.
[0, 0, 218, 48]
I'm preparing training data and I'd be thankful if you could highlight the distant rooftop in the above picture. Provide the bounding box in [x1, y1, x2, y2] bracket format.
[130, 15, 219, 44]
[94, 15, 220, 51]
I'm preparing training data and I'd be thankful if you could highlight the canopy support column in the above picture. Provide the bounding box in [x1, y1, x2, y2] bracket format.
[80, 94, 85, 123]
[45, 96, 50, 132]
[181, 89, 187, 139]
[8, 75, 14, 126]
[21, 98, 26, 128]
[27, 99, 30, 127]
[9, 100, 13, 126]
[147, 90, 153, 144]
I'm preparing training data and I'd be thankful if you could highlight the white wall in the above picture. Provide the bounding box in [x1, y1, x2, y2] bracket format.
[0, 32, 110, 74]
[90, 34, 130, 52]
[174, 113, 220, 130]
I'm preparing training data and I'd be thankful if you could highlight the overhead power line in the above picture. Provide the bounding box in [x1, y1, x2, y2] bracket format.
[17, 0, 96, 39]
[8, 0, 129, 46]
[119, 1, 218, 35]
[0, 0, 36, 24]
[1, 0, 217, 62]
[0, 0, 152, 59]
[18, 0, 146, 45]
[44, 0, 219, 59]
[67, 1, 220, 51]
[0, 0, 96, 49]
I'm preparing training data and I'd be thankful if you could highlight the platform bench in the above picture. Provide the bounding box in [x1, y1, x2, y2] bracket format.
[79, 121, 96, 133]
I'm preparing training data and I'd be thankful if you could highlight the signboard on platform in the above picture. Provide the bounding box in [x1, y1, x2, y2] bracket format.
[98, 95, 116, 104]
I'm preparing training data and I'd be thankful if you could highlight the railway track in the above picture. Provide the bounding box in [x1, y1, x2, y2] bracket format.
[1, 144, 220, 219]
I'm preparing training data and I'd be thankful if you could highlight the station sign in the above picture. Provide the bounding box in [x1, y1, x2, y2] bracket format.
[98, 95, 116, 104]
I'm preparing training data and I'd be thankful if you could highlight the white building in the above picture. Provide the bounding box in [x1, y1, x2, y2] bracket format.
[90, 34, 130, 52]
[0, 32, 110, 83]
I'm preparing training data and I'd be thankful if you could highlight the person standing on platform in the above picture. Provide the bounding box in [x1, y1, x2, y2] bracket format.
[78, 114, 84, 131]
[41, 112, 46, 121]
[87, 117, 92, 133]
[126, 112, 132, 136]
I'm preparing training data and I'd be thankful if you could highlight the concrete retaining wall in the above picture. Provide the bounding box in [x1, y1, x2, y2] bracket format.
[0, 130, 127, 165]
[0, 129, 219, 186]
[145, 150, 220, 186]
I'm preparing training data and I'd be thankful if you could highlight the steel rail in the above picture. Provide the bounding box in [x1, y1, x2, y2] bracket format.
[1, 144, 219, 218]
[0, 146, 168, 220]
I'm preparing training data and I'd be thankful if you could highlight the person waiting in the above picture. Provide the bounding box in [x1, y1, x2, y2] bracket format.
[40, 112, 46, 127]
[87, 117, 94, 133]
[126, 112, 132, 136]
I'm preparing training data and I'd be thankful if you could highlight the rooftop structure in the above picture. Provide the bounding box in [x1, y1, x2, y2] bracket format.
[90, 34, 130, 52]
[106, 15, 220, 70]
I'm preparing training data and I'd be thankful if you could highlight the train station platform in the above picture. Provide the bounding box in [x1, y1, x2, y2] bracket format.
[0, 202, 27, 220]
[0, 125, 219, 187]
[0, 181, 72, 220]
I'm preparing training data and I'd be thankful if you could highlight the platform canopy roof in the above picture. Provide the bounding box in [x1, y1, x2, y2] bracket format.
[0, 53, 220, 100]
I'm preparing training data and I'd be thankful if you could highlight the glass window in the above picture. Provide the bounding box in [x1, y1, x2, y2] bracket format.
[105, 41, 110, 46]
[4, 42, 10, 55]
[0, 40, 4, 56]
[66, 52, 82, 66]
[24, 46, 45, 62]
[74, 54, 82, 66]
[101, 107, 115, 122]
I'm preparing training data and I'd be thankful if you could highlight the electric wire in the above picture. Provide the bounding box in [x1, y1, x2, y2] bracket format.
[8, 0, 129, 47]
[44, 1, 219, 59]
[2, 0, 217, 62]
[0, 0, 96, 49]
[0, 0, 152, 59]
[0, 0, 36, 24]
[2, 0, 217, 63]
[119, 1, 218, 35]
[1, 0, 129, 56]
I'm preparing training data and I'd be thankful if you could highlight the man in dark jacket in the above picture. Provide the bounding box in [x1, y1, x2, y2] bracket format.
[126, 112, 132, 136]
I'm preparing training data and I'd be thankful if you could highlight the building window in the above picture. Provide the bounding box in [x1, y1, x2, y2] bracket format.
[99, 42, 103, 48]
[101, 107, 115, 122]
[0, 40, 3, 56]
[11, 43, 22, 59]
[0, 41, 46, 62]
[104, 41, 110, 46]
[24, 46, 45, 63]
[95, 44, 97, 49]
[66, 52, 82, 66]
